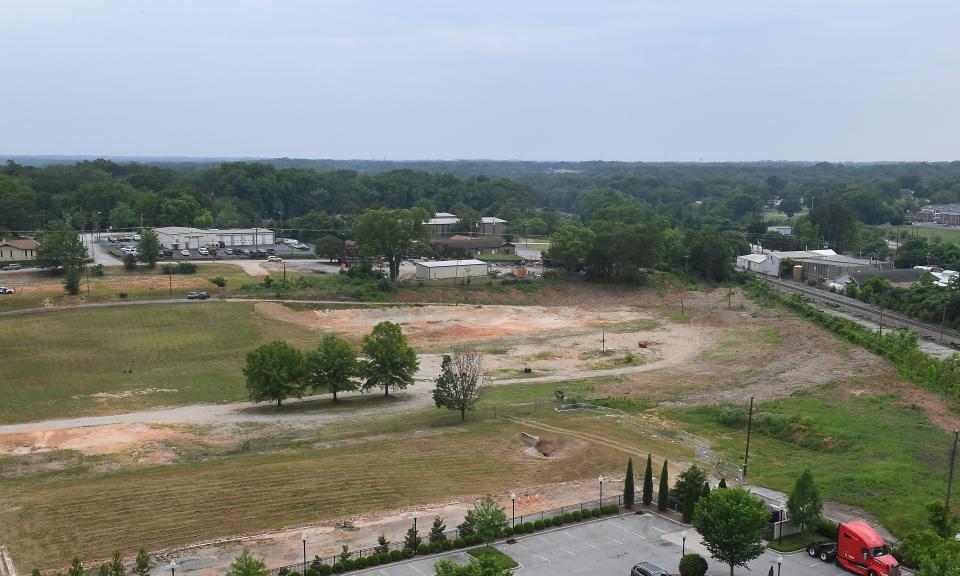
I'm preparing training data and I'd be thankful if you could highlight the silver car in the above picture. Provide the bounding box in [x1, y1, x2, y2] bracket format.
[631, 563, 669, 576]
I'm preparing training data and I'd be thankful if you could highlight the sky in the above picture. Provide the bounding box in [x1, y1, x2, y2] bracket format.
[1, 0, 958, 161]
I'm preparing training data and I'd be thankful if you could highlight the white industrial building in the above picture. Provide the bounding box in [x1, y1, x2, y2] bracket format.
[153, 227, 275, 250]
[415, 259, 489, 281]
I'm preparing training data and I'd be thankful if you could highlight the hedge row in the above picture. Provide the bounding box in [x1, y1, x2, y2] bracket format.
[508, 504, 619, 535]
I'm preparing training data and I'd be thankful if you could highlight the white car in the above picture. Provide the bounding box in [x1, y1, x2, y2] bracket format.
[132, 234, 141, 241]
[284, 239, 298, 246]
[198, 247, 209, 255]
[180, 249, 190, 257]
[0, 286, 15, 294]
[267, 256, 283, 263]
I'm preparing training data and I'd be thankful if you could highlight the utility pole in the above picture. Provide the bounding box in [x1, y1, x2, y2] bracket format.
[942, 303, 948, 342]
[602, 331, 605, 353]
[879, 308, 883, 337]
[743, 396, 754, 482]
[947, 430, 959, 513]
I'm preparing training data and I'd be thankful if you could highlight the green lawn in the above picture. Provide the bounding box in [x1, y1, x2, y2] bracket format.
[767, 532, 813, 553]
[873, 223, 960, 245]
[665, 385, 953, 539]
[0, 302, 327, 423]
[466, 546, 518, 569]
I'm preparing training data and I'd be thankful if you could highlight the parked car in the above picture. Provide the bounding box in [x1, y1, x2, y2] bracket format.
[198, 247, 209, 256]
[224, 248, 234, 255]
[630, 563, 668, 576]
[240, 248, 251, 255]
[267, 256, 283, 262]
[186, 291, 209, 300]
[2, 263, 22, 271]
[132, 234, 141, 241]
[0, 286, 15, 294]
[294, 243, 309, 251]
[180, 249, 190, 257]
[266, 248, 276, 255]
[284, 238, 298, 246]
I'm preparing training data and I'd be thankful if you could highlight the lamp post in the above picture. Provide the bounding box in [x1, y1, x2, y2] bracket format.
[511, 492, 517, 530]
[681, 530, 687, 556]
[598, 474, 604, 507]
[412, 511, 419, 532]
[777, 555, 783, 576]
[168, 561, 177, 576]
[301, 532, 308, 576]
[778, 505, 785, 545]
[96, 211, 101, 242]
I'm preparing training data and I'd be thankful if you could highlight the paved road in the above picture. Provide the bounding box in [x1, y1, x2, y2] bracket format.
[80, 233, 123, 266]
[348, 513, 898, 576]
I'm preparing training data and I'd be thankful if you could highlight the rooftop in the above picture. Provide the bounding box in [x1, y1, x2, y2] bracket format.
[153, 227, 273, 235]
[416, 259, 487, 268]
[0, 238, 38, 250]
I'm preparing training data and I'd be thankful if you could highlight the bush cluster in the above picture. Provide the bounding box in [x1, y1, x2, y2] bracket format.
[509, 504, 618, 535]
[160, 262, 197, 274]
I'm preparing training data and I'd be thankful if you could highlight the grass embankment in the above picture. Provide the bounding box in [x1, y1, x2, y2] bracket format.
[0, 264, 253, 312]
[0, 414, 624, 570]
[667, 386, 953, 539]
[0, 302, 326, 423]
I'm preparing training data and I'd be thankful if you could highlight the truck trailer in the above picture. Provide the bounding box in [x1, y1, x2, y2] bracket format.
[806, 521, 900, 576]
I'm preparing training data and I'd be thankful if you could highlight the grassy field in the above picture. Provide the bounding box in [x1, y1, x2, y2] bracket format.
[666, 384, 953, 538]
[0, 414, 625, 570]
[873, 223, 960, 245]
[466, 547, 518, 569]
[0, 302, 327, 423]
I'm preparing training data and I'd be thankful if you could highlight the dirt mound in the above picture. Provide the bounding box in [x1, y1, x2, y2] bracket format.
[0, 423, 181, 456]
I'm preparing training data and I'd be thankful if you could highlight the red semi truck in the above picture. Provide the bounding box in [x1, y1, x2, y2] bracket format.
[806, 521, 901, 576]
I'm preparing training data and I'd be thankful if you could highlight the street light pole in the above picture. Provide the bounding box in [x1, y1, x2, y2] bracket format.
[168, 561, 177, 576]
[412, 511, 418, 533]
[779, 506, 784, 545]
[777, 555, 782, 576]
[511, 492, 517, 530]
[301, 532, 308, 576]
[681, 530, 687, 556]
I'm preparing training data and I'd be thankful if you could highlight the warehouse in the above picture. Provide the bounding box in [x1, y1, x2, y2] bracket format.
[415, 259, 489, 281]
[153, 227, 275, 249]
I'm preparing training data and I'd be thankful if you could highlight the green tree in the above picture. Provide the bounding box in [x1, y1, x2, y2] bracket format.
[470, 494, 509, 543]
[352, 208, 430, 281]
[673, 465, 708, 522]
[787, 469, 822, 534]
[718, 478, 727, 489]
[926, 501, 955, 538]
[63, 266, 82, 295]
[432, 346, 487, 421]
[376, 534, 390, 554]
[109, 551, 125, 576]
[917, 550, 960, 576]
[193, 210, 214, 229]
[225, 550, 268, 576]
[315, 236, 346, 262]
[434, 556, 512, 576]
[242, 340, 306, 406]
[305, 334, 359, 401]
[686, 227, 736, 282]
[109, 202, 138, 229]
[361, 321, 419, 396]
[642, 454, 654, 506]
[136, 229, 160, 268]
[134, 548, 149, 576]
[429, 516, 448, 543]
[547, 224, 595, 275]
[679, 554, 708, 576]
[69, 558, 84, 576]
[36, 220, 87, 272]
[404, 524, 421, 550]
[123, 252, 138, 271]
[701, 481, 711, 499]
[338, 545, 350, 564]
[692, 487, 769, 576]
[657, 460, 669, 512]
[623, 458, 635, 508]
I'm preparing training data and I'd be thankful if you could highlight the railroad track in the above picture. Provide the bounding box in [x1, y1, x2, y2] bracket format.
[761, 276, 960, 346]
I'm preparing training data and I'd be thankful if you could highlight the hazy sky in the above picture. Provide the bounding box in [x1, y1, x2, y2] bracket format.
[2, 0, 958, 161]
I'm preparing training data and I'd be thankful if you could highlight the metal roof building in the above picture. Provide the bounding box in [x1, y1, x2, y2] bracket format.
[414, 259, 488, 281]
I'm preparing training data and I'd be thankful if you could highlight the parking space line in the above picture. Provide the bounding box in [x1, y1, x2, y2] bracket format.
[516, 542, 530, 551]
[409, 564, 427, 576]
[611, 538, 623, 545]
[612, 523, 647, 539]
[536, 554, 551, 563]
[650, 526, 666, 533]
[561, 549, 576, 557]
[585, 542, 599, 550]
[563, 531, 577, 540]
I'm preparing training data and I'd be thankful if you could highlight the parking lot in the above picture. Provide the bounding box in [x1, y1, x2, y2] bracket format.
[350, 513, 900, 576]
[102, 236, 315, 261]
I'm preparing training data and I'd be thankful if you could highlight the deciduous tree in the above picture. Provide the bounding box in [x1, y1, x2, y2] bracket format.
[136, 229, 160, 268]
[692, 487, 769, 576]
[305, 334, 359, 401]
[470, 495, 509, 543]
[352, 208, 430, 281]
[547, 224, 595, 275]
[242, 340, 306, 406]
[315, 236, 346, 262]
[787, 469, 822, 535]
[361, 322, 418, 396]
[432, 346, 488, 420]
[225, 550, 268, 576]
[36, 220, 87, 272]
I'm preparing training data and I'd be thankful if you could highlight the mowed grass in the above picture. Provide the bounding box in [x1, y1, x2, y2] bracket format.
[665, 385, 952, 538]
[0, 302, 326, 423]
[0, 417, 625, 570]
[873, 223, 960, 245]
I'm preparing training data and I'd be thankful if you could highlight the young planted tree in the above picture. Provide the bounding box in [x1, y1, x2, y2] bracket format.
[718, 477, 727, 489]
[404, 524, 421, 551]
[376, 534, 390, 554]
[98, 564, 109, 576]
[109, 551, 125, 576]
[36, 220, 87, 272]
[429, 516, 448, 543]
[361, 321, 419, 396]
[657, 460, 669, 512]
[123, 252, 138, 271]
[623, 458, 635, 508]
[134, 548, 150, 576]
[63, 266, 82, 295]
[642, 454, 654, 505]
[338, 545, 351, 564]
[470, 495, 509, 543]
[242, 340, 306, 406]
[673, 465, 709, 523]
[69, 558, 84, 576]
[701, 481, 711, 499]
[787, 469, 823, 535]
[305, 334, 358, 401]
[432, 346, 488, 421]
[225, 550, 268, 576]
[136, 229, 160, 268]
[692, 487, 769, 576]
[683, 480, 701, 523]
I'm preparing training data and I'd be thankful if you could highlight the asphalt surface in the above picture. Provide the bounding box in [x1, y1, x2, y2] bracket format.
[347, 513, 892, 576]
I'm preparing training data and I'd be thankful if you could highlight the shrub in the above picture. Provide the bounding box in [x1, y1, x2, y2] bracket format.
[366, 555, 379, 567]
[441, 540, 454, 551]
[331, 564, 343, 574]
[572, 511, 583, 521]
[533, 520, 544, 530]
[317, 566, 331, 576]
[389, 550, 403, 561]
[93, 264, 104, 276]
[592, 508, 603, 517]
[679, 553, 708, 576]
[353, 557, 367, 569]
[278, 568, 290, 576]
[176, 262, 197, 274]
[453, 538, 465, 548]
[552, 516, 563, 526]
[563, 513, 574, 522]
[402, 548, 414, 559]
[815, 518, 839, 539]
[378, 553, 390, 564]
[467, 535, 482, 545]
[417, 543, 430, 555]
[603, 504, 619, 514]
